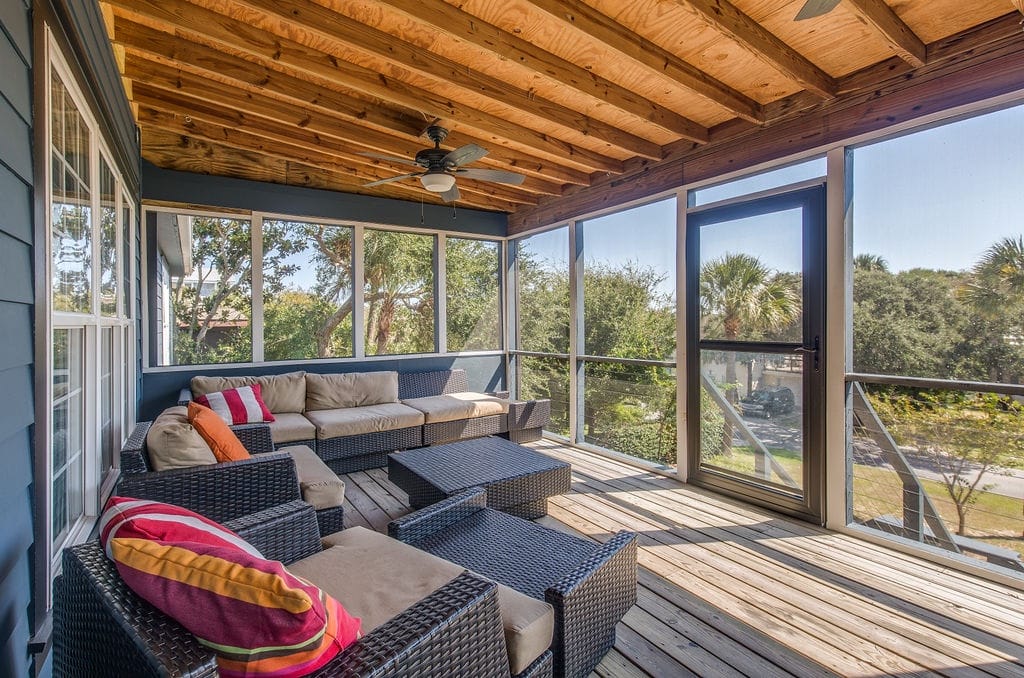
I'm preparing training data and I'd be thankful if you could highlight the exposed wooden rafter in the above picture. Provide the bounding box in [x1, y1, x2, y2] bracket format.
[845, 0, 927, 67]
[523, 0, 763, 122]
[100, 0, 1015, 214]
[672, 0, 837, 97]
[371, 0, 710, 141]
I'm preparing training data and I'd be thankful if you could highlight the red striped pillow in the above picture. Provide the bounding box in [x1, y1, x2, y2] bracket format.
[194, 384, 275, 425]
[100, 497, 361, 677]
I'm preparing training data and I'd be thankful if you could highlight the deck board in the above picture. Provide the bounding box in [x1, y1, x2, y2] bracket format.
[337, 440, 1024, 677]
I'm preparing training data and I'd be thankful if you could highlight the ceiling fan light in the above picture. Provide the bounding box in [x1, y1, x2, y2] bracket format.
[420, 172, 456, 193]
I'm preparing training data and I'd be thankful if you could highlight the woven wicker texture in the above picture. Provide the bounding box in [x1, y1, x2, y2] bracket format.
[393, 496, 638, 678]
[55, 541, 219, 678]
[389, 437, 571, 517]
[224, 500, 323, 563]
[317, 425, 422, 472]
[506, 428, 544, 444]
[398, 369, 470, 399]
[509, 399, 551, 431]
[422, 413, 508, 445]
[117, 451, 301, 524]
[54, 537, 514, 678]
[518, 651, 554, 678]
[118, 422, 343, 535]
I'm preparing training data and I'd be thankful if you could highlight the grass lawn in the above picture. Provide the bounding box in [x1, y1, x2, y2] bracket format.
[704, 447, 1024, 560]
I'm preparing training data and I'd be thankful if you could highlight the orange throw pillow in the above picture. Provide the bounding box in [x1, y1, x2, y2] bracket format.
[188, 402, 251, 462]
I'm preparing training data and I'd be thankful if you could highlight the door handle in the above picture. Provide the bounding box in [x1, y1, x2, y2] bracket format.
[794, 335, 820, 372]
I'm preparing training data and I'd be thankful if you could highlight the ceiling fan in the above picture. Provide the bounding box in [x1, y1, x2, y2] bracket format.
[360, 125, 525, 203]
[795, 0, 841, 21]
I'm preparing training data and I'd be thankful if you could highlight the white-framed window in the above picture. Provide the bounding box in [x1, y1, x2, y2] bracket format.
[45, 29, 136, 587]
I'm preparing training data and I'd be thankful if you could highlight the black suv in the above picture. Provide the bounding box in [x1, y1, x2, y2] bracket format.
[739, 387, 795, 419]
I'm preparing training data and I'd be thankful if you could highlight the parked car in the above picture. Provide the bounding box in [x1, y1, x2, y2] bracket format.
[740, 387, 795, 419]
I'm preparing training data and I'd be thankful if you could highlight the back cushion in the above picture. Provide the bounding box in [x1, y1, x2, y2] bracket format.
[305, 371, 399, 411]
[145, 406, 217, 471]
[100, 497, 361, 677]
[192, 371, 306, 413]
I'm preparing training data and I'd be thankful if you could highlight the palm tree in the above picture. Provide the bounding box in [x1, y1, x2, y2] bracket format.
[960, 236, 1024, 317]
[854, 253, 889, 272]
[699, 253, 801, 400]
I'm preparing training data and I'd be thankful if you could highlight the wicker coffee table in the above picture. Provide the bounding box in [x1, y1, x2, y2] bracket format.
[388, 436, 572, 518]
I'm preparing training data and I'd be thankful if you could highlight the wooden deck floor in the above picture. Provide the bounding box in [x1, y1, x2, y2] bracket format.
[339, 440, 1024, 678]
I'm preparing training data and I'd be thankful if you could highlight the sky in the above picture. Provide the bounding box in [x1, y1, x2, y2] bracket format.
[522, 100, 1024, 277]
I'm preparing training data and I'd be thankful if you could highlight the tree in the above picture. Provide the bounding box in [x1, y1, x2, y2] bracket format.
[171, 217, 302, 364]
[869, 388, 1024, 536]
[699, 253, 800, 399]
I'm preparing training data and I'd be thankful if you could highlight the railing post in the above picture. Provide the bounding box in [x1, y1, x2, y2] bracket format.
[902, 483, 924, 541]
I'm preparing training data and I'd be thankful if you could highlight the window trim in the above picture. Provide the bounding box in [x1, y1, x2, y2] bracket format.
[40, 27, 138, 609]
[142, 205, 506, 370]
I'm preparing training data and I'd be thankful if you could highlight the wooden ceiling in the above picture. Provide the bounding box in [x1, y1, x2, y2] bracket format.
[101, 0, 1023, 215]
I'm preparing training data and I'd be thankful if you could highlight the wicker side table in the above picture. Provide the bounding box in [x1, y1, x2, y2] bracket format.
[388, 436, 571, 519]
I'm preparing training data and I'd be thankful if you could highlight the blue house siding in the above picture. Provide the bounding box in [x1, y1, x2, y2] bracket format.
[142, 161, 508, 238]
[0, 1, 35, 675]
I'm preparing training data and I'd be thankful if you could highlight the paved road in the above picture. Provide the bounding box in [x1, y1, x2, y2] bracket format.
[738, 413, 1024, 499]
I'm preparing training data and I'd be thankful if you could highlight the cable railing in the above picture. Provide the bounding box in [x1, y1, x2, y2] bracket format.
[847, 374, 1024, 574]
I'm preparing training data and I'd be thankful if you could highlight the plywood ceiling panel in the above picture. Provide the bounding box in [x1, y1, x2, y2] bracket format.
[102, 0, 1023, 213]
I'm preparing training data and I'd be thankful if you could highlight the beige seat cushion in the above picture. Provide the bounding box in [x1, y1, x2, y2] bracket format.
[304, 403, 424, 439]
[401, 392, 509, 424]
[305, 371, 399, 411]
[145, 406, 217, 471]
[267, 412, 316, 445]
[304, 528, 553, 675]
[191, 371, 306, 414]
[278, 445, 345, 510]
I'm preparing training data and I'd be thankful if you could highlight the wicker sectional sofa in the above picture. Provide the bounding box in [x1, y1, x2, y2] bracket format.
[54, 501, 554, 678]
[181, 368, 550, 474]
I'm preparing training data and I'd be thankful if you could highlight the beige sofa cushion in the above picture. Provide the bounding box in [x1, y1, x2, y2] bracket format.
[304, 403, 424, 439]
[267, 412, 317, 445]
[305, 371, 399, 411]
[145, 406, 217, 471]
[191, 371, 306, 413]
[307, 528, 553, 675]
[402, 392, 509, 424]
[277, 445, 345, 510]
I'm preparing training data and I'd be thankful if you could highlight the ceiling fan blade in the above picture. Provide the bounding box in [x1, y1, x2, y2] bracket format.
[443, 144, 488, 167]
[363, 172, 421, 188]
[455, 167, 526, 185]
[358, 151, 421, 167]
[795, 0, 841, 20]
[440, 184, 461, 203]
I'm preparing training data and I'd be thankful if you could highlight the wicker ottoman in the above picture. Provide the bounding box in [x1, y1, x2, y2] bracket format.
[388, 436, 571, 518]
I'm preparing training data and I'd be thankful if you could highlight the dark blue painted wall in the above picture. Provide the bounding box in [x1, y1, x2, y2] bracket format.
[142, 161, 508, 238]
[0, 1, 35, 676]
[140, 354, 505, 421]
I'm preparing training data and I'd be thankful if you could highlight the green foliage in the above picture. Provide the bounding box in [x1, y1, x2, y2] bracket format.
[865, 386, 1024, 535]
[446, 239, 501, 351]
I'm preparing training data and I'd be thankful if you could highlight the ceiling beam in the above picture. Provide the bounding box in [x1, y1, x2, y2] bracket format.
[1014, 0, 1024, 13]
[141, 127, 519, 212]
[123, 54, 556, 202]
[136, 102, 541, 206]
[671, 0, 836, 97]
[215, 0, 677, 153]
[509, 16, 1024, 232]
[371, 0, 710, 140]
[108, 0, 625, 174]
[845, 0, 927, 68]
[524, 0, 761, 123]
